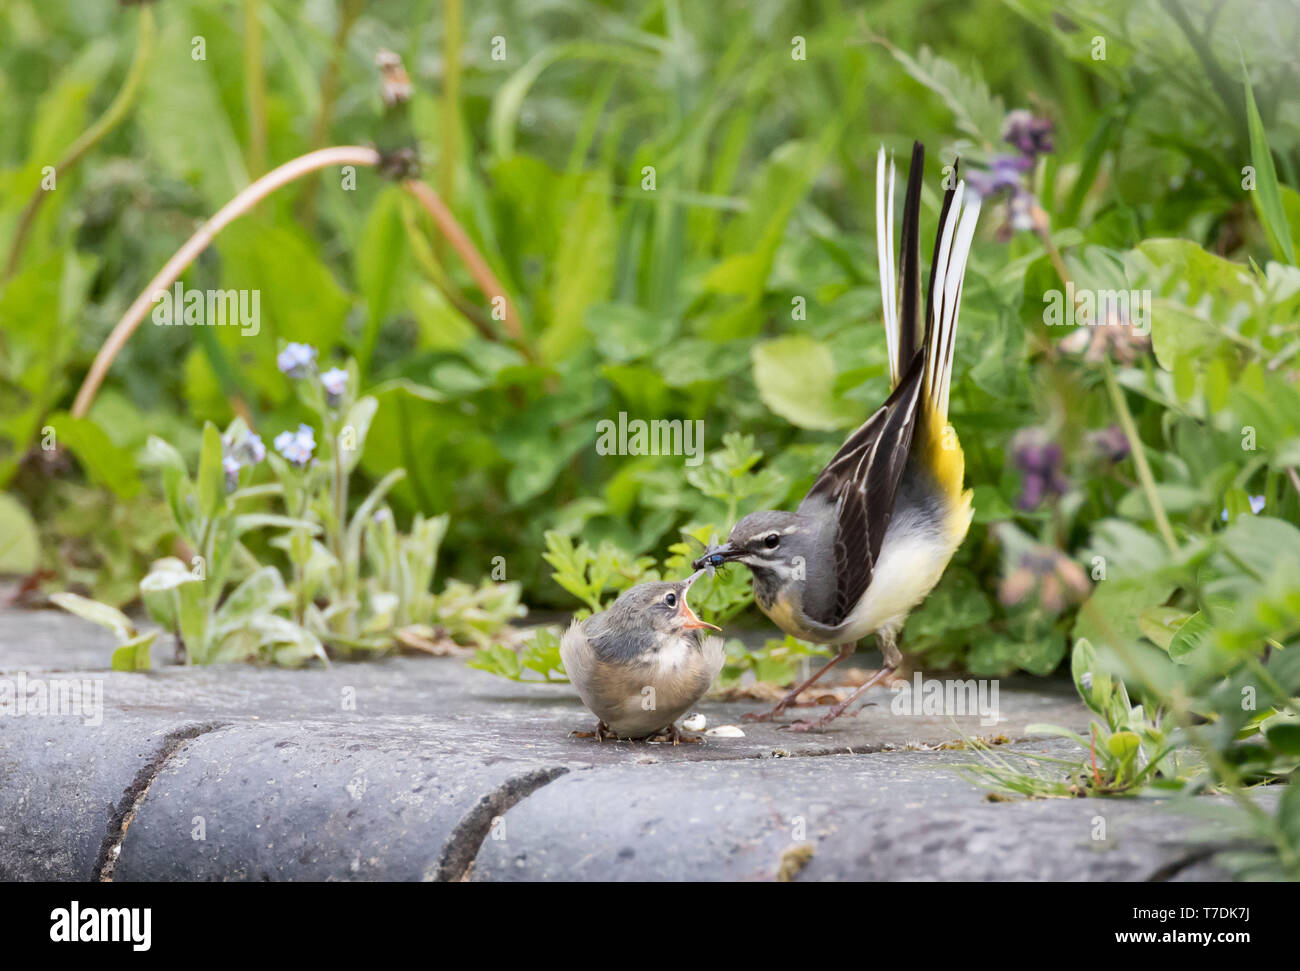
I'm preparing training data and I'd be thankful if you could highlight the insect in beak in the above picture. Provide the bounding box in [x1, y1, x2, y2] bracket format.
[691, 542, 740, 573]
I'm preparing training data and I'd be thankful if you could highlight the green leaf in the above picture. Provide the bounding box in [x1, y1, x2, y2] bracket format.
[0, 494, 39, 575]
[1070, 637, 1111, 716]
[196, 422, 225, 520]
[468, 642, 523, 680]
[232, 514, 322, 536]
[138, 14, 247, 209]
[50, 592, 133, 641]
[357, 187, 409, 372]
[885, 45, 1005, 145]
[752, 336, 858, 431]
[47, 411, 142, 499]
[211, 567, 292, 639]
[1264, 723, 1300, 756]
[1107, 730, 1141, 762]
[143, 436, 196, 539]
[905, 568, 993, 640]
[111, 632, 157, 672]
[139, 557, 202, 594]
[1242, 65, 1296, 265]
[340, 396, 378, 473]
[544, 173, 615, 363]
[1168, 610, 1212, 663]
[344, 469, 407, 575]
[970, 484, 1015, 524]
[1137, 606, 1192, 652]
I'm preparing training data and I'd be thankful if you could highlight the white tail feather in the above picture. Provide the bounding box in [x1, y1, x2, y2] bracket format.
[926, 181, 964, 408]
[876, 146, 899, 386]
[875, 146, 979, 412]
[935, 191, 980, 418]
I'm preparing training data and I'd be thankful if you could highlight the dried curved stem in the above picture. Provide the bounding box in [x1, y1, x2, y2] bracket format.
[403, 179, 524, 349]
[4, 6, 155, 281]
[71, 145, 381, 418]
[72, 144, 528, 418]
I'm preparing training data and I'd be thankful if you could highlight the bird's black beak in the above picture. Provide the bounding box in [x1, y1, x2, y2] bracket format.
[692, 541, 742, 571]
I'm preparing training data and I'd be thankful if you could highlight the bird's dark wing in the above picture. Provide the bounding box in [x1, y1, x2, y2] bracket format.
[799, 358, 924, 626]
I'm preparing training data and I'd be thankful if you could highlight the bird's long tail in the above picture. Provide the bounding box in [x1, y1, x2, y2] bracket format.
[875, 142, 981, 421]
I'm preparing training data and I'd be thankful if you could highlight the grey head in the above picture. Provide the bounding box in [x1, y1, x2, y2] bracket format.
[692, 509, 829, 610]
[583, 572, 719, 664]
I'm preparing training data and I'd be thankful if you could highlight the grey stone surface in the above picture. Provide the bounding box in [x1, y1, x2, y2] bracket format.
[470, 741, 1244, 881]
[0, 709, 218, 880]
[0, 608, 1267, 881]
[114, 721, 564, 881]
[0, 605, 158, 673]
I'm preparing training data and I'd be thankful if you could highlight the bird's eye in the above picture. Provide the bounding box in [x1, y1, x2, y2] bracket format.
[764, 533, 780, 549]
[665, 593, 677, 607]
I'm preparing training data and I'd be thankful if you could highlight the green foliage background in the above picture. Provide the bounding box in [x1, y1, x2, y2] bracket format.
[2, 0, 1299, 680]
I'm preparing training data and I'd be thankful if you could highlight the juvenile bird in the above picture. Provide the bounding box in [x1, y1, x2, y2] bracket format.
[695, 142, 980, 731]
[561, 571, 724, 743]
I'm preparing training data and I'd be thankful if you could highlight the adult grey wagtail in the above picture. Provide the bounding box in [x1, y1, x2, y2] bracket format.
[694, 141, 980, 731]
[561, 570, 724, 743]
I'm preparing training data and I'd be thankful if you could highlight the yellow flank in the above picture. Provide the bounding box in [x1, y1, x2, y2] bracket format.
[919, 401, 975, 545]
[760, 594, 803, 639]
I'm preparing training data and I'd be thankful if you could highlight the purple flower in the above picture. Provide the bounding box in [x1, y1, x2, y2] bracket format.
[277, 342, 317, 378]
[966, 111, 1054, 240]
[244, 433, 266, 465]
[223, 454, 242, 492]
[1088, 425, 1130, 464]
[965, 153, 1033, 199]
[1002, 109, 1054, 157]
[274, 424, 316, 467]
[1012, 428, 1069, 510]
[220, 429, 266, 490]
[321, 367, 348, 407]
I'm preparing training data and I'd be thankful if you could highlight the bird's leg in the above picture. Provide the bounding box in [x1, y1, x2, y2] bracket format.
[786, 630, 902, 733]
[742, 643, 856, 722]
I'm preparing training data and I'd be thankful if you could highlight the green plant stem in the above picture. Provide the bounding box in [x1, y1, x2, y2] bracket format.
[399, 200, 499, 340]
[244, 0, 267, 175]
[402, 179, 529, 356]
[332, 424, 348, 581]
[299, 0, 362, 229]
[1102, 360, 1179, 556]
[3, 5, 155, 281]
[439, 0, 463, 259]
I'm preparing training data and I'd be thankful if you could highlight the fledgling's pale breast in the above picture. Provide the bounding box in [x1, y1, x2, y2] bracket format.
[561, 621, 724, 738]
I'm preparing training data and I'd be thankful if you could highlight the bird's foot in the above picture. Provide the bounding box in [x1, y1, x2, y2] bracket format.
[570, 720, 615, 742]
[647, 724, 703, 745]
[741, 706, 787, 723]
[782, 715, 831, 733]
